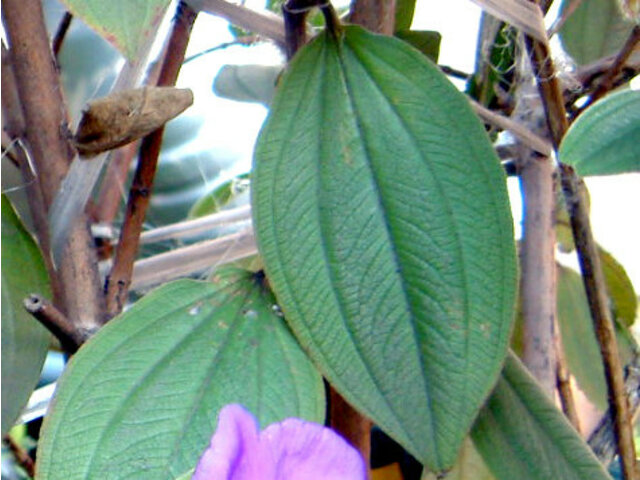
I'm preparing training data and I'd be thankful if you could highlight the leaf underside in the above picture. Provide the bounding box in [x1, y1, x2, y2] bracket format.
[1, 195, 51, 436]
[36, 270, 324, 480]
[472, 353, 612, 480]
[252, 26, 517, 471]
[60, 0, 171, 60]
[560, 89, 640, 176]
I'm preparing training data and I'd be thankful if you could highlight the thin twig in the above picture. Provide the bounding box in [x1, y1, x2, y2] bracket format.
[131, 228, 257, 290]
[439, 65, 471, 81]
[187, 0, 285, 44]
[2, 0, 106, 329]
[469, 0, 547, 42]
[579, 25, 640, 112]
[469, 100, 553, 156]
[139, 204, 252, 244]
[3, 435, 35, 478]
[24, 294, 94, 353]
[105, 2, 198, 316]
[565, 54, 640, 111]
[183, 35, 259, 64]
[90, 141, 139, 225]
[51, 11, 73, 59]
[522, 1, 637, 476]
[329, 386, 372, 475]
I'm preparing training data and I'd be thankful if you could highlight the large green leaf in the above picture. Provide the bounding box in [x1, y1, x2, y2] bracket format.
[557, 264, 635, 410]
[36, 270, 324, 479]
[560, 89, 640, 176]
[60, 0, 171, 60]
[252, 26, 517, 471]
[1, 195, 51, 436]
[559, 0, 635, 65]
[472, 353, 612, 480]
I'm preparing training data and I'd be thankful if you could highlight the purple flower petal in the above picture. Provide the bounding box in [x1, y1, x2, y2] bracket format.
[192, 404, 274, 480]
[261, 418, 367, 480]
[192, 405, 366, 480]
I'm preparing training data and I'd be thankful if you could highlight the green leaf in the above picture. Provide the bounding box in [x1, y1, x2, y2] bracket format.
[394, 30, 441, 62]
[59, 0, 171, 60]
[600, 247, 637, 327]
[36, 270, 324, 479]
[1, 195, 51, 436]
[557, 264, 634, 409]
[213, 64, 282, 106]
[252, 26, 518, 471]
[472, 353, 612, 480]
[560, 89, 640, 176]
[559, 0, 635, 65]
[189, 173, 251, 218]
[394, 0, 416, 31]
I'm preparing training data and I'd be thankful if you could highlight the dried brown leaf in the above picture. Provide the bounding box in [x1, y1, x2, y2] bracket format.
[74, 87, 193, 157]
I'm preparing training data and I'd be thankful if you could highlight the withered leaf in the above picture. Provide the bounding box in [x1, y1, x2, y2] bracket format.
[74, 87, 193, 157]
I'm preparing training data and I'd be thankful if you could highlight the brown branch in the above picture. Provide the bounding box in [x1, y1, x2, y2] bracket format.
[2, 0, 73, 206]
[349, 0, 395, 34]
[282, 1, 309, 60]
[1, 43, 58, 288]
[329, 386, 372, 475]
[3, 435, 35, 478]
[24, 294, 94, 354]
[188, 0, 285, 44]
[51, 11, 73, 59]
[105, 2, 198, 317]
[560, 166, 637, 479]
[579, 25, 640, 112]
[2, 0, 106, 330]
[565, 55, 640, 112]
[589, 359, 640, 466]
[518, 152, 557, 398]
[523, 1, 637, 476]
[90, 142, 139, 226]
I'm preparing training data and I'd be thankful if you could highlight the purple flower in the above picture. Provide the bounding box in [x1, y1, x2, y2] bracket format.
[192, 404, 367, 480]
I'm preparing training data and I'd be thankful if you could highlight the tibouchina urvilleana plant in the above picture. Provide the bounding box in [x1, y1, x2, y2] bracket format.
[192, 404, 366, 480]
